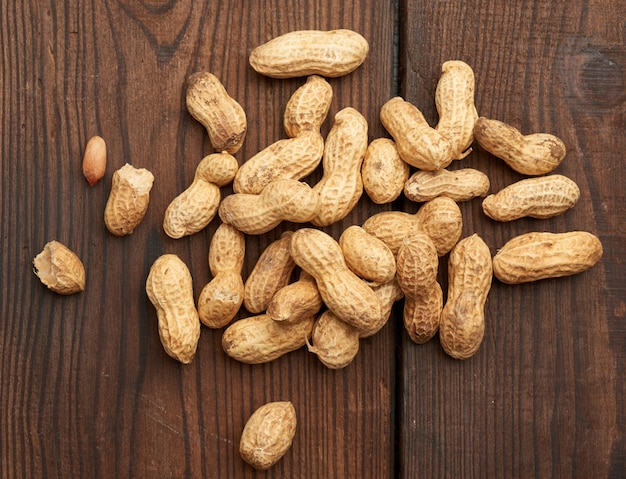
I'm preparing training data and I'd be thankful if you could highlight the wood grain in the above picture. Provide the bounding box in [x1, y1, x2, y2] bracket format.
[1, 0, 625, 478]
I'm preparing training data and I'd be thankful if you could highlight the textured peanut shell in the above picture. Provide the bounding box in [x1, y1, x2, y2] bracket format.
[267, 271, 323, 323]
[482, 174, 580, 221]
[249, 29, 369, 79]
[219, 179, 319, 235]
[339, 225, 396, 285]
[311, 107, 368, 227]
[222, 314, 315, 364]
[244, 232, 296, 314]
[307, 311, 360, 369]
[473, 117, 566, 175]
[439, 234, 492, 360]
[239, 401, 297, 471]
[145, 254, 200, 364]
[33, 240, 86, 295]
[380, 97, 453, 171]
[82, 135, 107, 186]
[435, 60, 478, 160]
[233, 130, 324, 194]
[290, 228, 384, 331]
[404, 168, 490, 203]
[362, 138, 409, 204]
[414, 196, 463, 256]
[493, 231, 603, 284]
[284, 75, 333, 138]
[104, 163, 154, 236]
[208, 223, 246, 275]
[359, 277, 404, 338]
[362, 211, 420, 255]
[396, 233, 442, 344]
[186, 72, 247, 154]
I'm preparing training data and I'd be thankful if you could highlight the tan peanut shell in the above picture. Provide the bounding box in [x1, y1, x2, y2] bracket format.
[146, 254, 200, 364]
[239, 401, 297, 471]
[439, 234, 492, 360]
[33, 240, 86, 295]
[222, 314, 315, 364]
[492, 231, 603, 284]
[380, 96, 453, 170]
[82, 135, 106, 186]
[244, 232, 296, 314]
[435, 60, 478, 160]
[163, 152, 238, 238]
[198, 223, 246, 329]
[290, 228, 384, 332]
[267, 271, 323, 323]
[473, 117, 566, 175]
[362, 138, 409, 204]
[233, 129, 324, 194]
[219, 178, 319, 235]
[339, 225, 396, 285]
[186, 72, 247, 154]
[396, 233, 442, 344]
[104, 163, 154, 236]
[361, 211, 419, 255]
[414, 196, 463, 256]
[284, 75, 333, 138]
[306, 311, 360, 369]
[249, 29, 369, 79]
[359, 277, 404, 338]
[404, 168, 490, 203]
[482, 174, 580, 221]
[310, 107, 368, 227]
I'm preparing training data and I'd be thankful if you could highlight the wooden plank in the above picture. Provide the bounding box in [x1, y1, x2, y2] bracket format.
[0, 1, 398, 477]
[398, 1, 626, 477]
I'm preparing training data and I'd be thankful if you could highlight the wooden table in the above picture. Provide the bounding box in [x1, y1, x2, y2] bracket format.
[2, 1, 625, 477]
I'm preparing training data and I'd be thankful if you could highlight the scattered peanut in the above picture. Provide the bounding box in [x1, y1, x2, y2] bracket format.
[310, 107, 369, 227]
[104, 163, 154, 236]
[219, 178, 319, 235]
[306, 311, 360, 369]
[435, 60, 478, 160]
[396, 233, 443, 344]
[439, 234, 492, 360]
[145, 254, 200, 364]
[243, 231, 296, 314]
[197, 223, 246, 329]
[380, 96, 453, 171]
[186, 72, 247, 154]
[482, 174, 580, 221]
[163, 152, 238, 238]
[249, 29, 369, 79]
[492, 231, 603, 284]
[403, 168, 490, 203]
[284, 75, 333, 138]
[361, 138, 409, 204]
[222, 314, 315, 364]
[267, 271, 323, 324]
[339, 225, 396, 285]
[473, 117, 566, 175]
[33, 240, 85, 295]
[239, 401, 297, 470]
[82, 135, 107, 186]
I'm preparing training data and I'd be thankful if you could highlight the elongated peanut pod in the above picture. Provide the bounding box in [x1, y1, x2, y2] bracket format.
[306, 311, 360, 369]
[339, 225, 396, 285]
[267, 271, 323, 324]
[284, 75, 333, 138]
[249, 29, 369, 79]
[404, 168, 490, 203]
[362, 138, 409, 204]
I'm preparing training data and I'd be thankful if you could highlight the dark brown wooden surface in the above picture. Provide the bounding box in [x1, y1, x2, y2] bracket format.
[1, 1, 624, 477]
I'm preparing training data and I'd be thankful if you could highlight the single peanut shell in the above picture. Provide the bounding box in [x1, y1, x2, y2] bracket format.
[249, 29, 369, 79]
[208, 223, 246, 276]
[439, 234, 492, 360]
[307, 311, 360, 369]
[339, 225, 396, 285]
[380, 96, 453, 171]
[362, 211, 420, 255]
[493, 231, 603, 284]
[414, 196, 463, 256]
[222, 314, 315, 364]
[482, 174, 580, 221]
[267, 271, 323, 323]
[146, 254, 200, 364]
[284, 75, 333, 137]
[240, 401, 297, 471]
[196, 151, 239, 187]
[473, 117, 566, 175]
[33, 240, 85, 295]
[186, 72, 247, 154]
[104, 163, 154, 236]
[404, 168, 490, 203]
[362, 138, 409, 204]
[82, 135, 107, 186]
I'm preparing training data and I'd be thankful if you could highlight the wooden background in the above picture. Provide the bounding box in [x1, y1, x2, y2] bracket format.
[1, 0, 625, 477]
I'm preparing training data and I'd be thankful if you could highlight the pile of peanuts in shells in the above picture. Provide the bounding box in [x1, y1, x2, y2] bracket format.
[32, 29, 603, 470]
